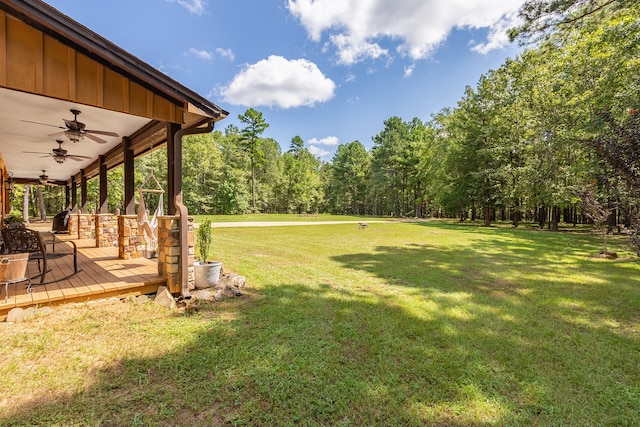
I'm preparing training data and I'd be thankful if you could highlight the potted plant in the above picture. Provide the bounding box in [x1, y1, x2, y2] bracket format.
[194, 218, 222, 289]
[3, 210, 25, 227]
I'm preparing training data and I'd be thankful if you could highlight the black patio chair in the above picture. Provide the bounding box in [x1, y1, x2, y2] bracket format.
[1, 227, 79, 285]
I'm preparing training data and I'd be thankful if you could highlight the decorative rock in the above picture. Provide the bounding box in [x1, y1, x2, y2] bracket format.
[194, 289, 215, 301]
[214, 289, 225, 302]
[224, 284, 243, 297]
[154, 286, 177, 309]
[6, 306, 36, 322]
[135, 295, 151, 304]
[38, 307, 54, 317]
[6, 307, 24, 322]
[225, 274, 246, 289]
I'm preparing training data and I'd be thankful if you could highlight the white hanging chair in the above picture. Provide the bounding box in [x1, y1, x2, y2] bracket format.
[137, 172, 164, 253]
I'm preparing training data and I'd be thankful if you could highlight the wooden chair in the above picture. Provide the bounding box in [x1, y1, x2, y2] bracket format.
[1, 227, 78, 285]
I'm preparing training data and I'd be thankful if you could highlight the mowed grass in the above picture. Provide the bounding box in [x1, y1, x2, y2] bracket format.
[1, 221, 639, 426]
[193, 213, 388, 223]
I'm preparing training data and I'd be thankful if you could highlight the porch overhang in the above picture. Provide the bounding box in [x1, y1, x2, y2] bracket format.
[0, 0, 228, 189]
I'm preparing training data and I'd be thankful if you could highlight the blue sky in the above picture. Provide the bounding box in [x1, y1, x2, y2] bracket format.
[44, 0, 525, 160]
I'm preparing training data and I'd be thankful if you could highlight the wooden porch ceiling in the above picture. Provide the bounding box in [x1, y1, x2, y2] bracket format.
[0, 0, 228, 186]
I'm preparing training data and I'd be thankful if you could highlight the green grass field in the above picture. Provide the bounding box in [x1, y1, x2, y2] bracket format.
[193, 213, 389, 223]
[1, 221, 639, 426]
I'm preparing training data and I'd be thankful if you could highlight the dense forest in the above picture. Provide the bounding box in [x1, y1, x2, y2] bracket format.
[18, 1, 640, 233]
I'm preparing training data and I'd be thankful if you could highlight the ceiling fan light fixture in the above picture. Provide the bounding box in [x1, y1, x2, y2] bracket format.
[53, 153, 67, 164]
[4, 172, 14, 192]
[39, 171, 49, 185]
[65, 129, 84, 143]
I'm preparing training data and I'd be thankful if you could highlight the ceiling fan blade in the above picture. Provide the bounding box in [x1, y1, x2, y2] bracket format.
[85, 129, 119, 137]
[85, 133, 108, 144]
[23, 150, 51, 155]
[48, 131, 66, 138]
[68, 155, 92, 161]
[21, 119, 65, 130]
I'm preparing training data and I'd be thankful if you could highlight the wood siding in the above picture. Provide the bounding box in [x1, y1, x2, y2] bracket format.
[0, 11, 183, 124]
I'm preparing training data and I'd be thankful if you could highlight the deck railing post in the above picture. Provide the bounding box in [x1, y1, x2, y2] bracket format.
[117, 215, 143, 259]
[157, 215, 195, 293]
[95, 213, 117, 248]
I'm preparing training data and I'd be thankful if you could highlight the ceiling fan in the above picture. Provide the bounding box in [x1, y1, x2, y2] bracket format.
[23, 140, 92, 164]
[38, 170, 50, 185]
[22, 109, 119, 144]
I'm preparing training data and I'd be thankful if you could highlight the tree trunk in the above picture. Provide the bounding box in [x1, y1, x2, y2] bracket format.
[250, 163, 256, 212]
[38, 186, 47, 221]
[483, 206, 491, 227]
[608, 207, 616, 233]
[551, 206, 559, 231]
[23, 184, 30, 223]
[538, 206, 546, 229]
[512, 199, 520, 227]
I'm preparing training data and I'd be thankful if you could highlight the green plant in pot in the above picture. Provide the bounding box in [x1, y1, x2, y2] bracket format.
[194, 218, 222, 289]
[3, 210, 24, 226]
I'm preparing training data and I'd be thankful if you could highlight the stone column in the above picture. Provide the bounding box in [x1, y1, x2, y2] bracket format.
[68, 214, 78, 237]
[157, 215, 195, 294]
[77, 213, 94, 239]
[95, 214, 117, 248]
[117, 215, 143, 259]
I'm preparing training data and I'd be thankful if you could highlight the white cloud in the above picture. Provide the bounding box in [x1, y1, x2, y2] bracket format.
[404, 64, 415, 77]
[167, 0, 206, 15]
[308, 136, 339, 146]
[308, 145, 332, 157]
[216, 48, 236, 61]
[331, 34, 388, 66]
[220, 55, 336, 109]
[187, 48, 213, 61]
[188, 47, 235, 62]
[471, 12, 521, 55]
[287, 0, 525, 65]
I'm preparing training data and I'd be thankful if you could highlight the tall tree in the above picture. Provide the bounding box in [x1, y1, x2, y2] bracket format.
[371, 117, 414, 216]
[215, 126, 251, 214]
[238, 108, 269, 212]
[510, 0, 628, 42]
[328, 141, 371, 215]
[182, 133, 223, 214]
[282, 136, 323, 213]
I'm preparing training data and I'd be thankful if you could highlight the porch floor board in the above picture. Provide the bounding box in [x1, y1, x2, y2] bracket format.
[0, 238, 165, 321]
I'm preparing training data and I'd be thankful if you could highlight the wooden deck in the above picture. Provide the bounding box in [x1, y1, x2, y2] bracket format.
[0, 237, 166, 321]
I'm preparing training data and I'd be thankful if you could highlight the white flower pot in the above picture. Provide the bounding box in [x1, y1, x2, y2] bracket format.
[194, 261, 222, 289]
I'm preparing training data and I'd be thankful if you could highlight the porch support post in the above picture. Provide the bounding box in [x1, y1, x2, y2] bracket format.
[166, 123, 181, 215]
[65, 183, 70, 210]
[99, 155, 108, 214]
[69, 179, 79, 238]
[123, 137, 135, 215]
[71, 179, 78, 213]
[169, 121, 214, 298]
[80, 170, 88, 214]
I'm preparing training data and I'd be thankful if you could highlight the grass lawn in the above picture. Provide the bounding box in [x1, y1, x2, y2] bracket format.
[1, 221, 639, 426]
[192, 213, 389, 223]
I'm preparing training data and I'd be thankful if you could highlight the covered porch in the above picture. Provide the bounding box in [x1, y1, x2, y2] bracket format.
[0, 231, 165, 321]
[0, 0, 228, 318]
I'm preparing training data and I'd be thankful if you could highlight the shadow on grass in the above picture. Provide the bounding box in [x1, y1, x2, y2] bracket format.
[2, 224, 639, 426]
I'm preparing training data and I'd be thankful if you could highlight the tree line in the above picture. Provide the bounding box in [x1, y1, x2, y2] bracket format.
[18, 0, 640, 233]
